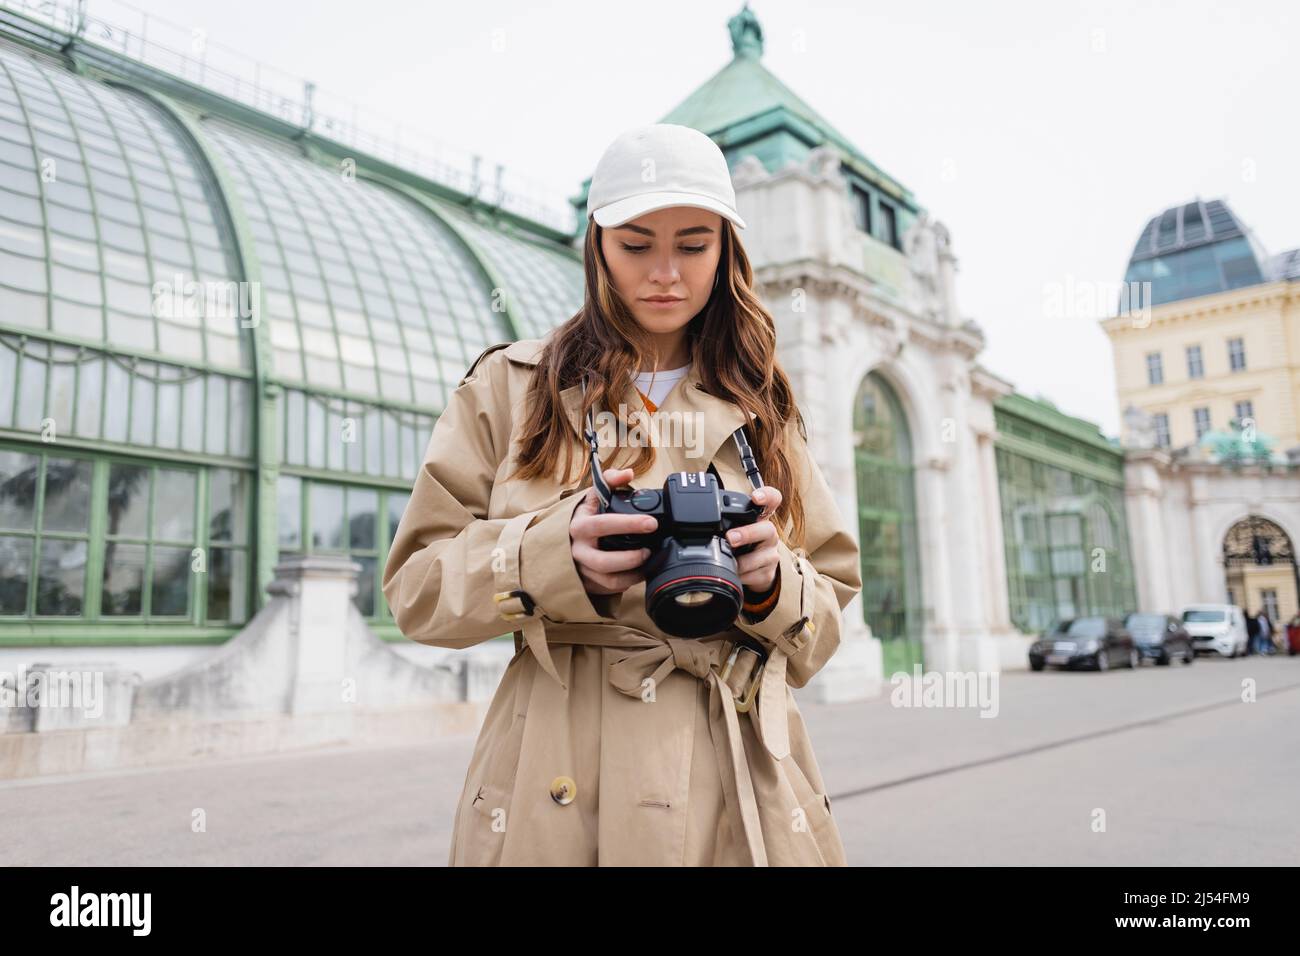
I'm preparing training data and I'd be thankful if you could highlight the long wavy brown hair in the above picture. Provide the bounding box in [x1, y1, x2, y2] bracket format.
[505, 214, 809, 550]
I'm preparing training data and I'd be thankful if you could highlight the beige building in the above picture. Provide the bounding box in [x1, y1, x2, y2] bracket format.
[1104, 199, 1300, 633]
[1102, 199, 1300, 454]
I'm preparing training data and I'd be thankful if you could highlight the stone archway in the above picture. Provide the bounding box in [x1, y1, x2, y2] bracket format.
[853, 370, 923, 675]
[1222, 515, 1300, 627]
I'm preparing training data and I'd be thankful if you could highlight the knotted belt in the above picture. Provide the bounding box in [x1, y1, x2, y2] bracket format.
[491, 508, 818, 867]
[526, 626, 782, 867]
[606, 633, 773, 867]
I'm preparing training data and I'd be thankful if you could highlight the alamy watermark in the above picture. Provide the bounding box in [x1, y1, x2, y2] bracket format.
[889, 665, 1000, 718]
[151, 274, 261, 328]
[0, 666, 105, 720]
[591, 405, 706, 458]
[1042, 275, 1154, 328]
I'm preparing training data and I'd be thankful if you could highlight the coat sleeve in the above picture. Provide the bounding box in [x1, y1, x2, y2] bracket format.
[381, 348, 618, 649]
[733, 417, 863, 687]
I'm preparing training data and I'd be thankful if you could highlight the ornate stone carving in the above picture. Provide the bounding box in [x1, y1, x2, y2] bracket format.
[1122, 404, 1156, 449]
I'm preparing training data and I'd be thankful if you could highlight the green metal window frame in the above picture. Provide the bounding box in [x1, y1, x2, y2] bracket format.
[853, 371, 923, 675]
[278, 385, 434, 482]
[274, 471, 409, 625]
[0, 438, 253, 643]
[0, 332, 253, 458]
[994, 445, 1137, 635]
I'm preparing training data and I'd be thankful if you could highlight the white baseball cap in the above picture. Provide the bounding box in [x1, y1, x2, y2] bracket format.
[586, 123, 747, 230]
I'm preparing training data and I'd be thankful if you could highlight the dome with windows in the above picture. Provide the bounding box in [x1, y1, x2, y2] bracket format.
[1121, 198, 1272, 308]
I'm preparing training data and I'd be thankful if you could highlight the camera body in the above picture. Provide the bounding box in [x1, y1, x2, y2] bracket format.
[595, 468, 767, 639]
[597, 470, 762, 556]
[579, 376, 771, 638]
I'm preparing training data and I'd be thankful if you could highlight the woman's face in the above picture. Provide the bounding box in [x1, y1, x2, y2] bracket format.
[599, 206, 724, 335]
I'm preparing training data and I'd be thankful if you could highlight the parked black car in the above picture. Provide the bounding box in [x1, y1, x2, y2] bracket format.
[1124, 612, 1195, 665]
[1029, 616, 1139, 671]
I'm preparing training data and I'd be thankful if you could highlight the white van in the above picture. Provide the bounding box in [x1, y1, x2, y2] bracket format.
[1181, 604, 1249, 657]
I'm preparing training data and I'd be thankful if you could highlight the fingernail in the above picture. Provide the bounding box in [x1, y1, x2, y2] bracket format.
[728, 531, 740, 543]
[753, 490, 765, 502]
[644, 518, 656, 529]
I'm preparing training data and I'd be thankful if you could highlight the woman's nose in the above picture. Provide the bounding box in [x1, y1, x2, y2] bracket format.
[648, 254, 681, 284]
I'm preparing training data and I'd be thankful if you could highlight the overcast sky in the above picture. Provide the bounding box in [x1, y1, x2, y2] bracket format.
[79, 0, 1299, 436]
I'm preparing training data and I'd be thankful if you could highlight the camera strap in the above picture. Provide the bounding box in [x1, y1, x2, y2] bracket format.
[580, 374, 763, 505]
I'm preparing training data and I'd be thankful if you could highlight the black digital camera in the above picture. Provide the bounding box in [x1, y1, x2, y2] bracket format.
[581, 378, 767, 638]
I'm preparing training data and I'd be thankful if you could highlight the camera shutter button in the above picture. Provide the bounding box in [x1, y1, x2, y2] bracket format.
[630, 489, 660, 512]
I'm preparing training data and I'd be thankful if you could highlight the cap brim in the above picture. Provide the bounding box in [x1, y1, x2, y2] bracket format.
[591, 191, 746, 230]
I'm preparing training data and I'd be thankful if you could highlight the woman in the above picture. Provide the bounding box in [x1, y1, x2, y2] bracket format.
[382, 124, 862, 866]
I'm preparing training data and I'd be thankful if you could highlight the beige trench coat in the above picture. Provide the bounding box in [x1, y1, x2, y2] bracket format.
[382, 334, 863, 866]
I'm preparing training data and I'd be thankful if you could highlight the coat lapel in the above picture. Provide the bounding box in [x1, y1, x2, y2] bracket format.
[504, 336, 757, 484]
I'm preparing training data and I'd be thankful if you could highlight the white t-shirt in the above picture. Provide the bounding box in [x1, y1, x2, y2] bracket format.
[633, 363, 691, 407]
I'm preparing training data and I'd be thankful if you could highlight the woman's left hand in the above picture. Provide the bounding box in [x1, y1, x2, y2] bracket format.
[725, 485, 783, 593]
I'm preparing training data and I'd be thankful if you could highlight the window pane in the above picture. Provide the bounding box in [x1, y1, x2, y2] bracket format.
[104, 360, 129, 442]
[150, 545, 192, 616]
[347, 487, 377, 550]
[209, 468, 248, 544]
[207, 546, 247, 623]
[155, 380, 180, 448]
[180, 375, 203, 453]
[41, 458, 92, 533]
[205, 375, 227, 455]
[17, 354, 46, 431]
[286, 389, 305, 465]
[74, 355, 102, 438]
[309, 483, 344, 551]
[101, 541, 146, 615]
[0, 450, 39, 530]
[386, 491, 409, 547]
[106, 462, 149, 538]
[0, 535, 33, 613]
[154, 468, 196, 541]
[277, 475, 301, 549]
[36, 537, 86, 615]
[130, 374, 154, 445]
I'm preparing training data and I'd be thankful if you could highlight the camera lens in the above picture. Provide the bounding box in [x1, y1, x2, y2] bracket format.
[644, 544, 743, 638]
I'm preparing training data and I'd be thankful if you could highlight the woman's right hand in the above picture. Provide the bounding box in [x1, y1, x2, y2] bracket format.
[569, 466, 657, 596]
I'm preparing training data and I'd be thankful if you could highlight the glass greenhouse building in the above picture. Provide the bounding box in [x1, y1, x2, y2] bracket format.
[0, 4, 1141, 666]
[0, 12, 583, 646]
[994, 394, 1137, 633]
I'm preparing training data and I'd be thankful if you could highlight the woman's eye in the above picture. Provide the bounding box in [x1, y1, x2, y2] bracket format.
[619, 244, 708, 255]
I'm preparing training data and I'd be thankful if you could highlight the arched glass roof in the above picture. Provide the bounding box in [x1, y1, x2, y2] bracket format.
[0, 44, 248, 370]
[433, 202, 584, 339]
[202, 119, 516, 411]
[0, 35, 586, 424]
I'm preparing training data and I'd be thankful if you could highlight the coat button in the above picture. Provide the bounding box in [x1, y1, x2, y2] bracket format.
[549, 775, 576, 805]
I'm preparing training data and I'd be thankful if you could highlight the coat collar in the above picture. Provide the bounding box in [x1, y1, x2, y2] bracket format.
[503, 336, 757, 472]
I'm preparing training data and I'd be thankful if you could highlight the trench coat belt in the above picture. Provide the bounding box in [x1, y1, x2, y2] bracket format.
[544, 625, 785, 868]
